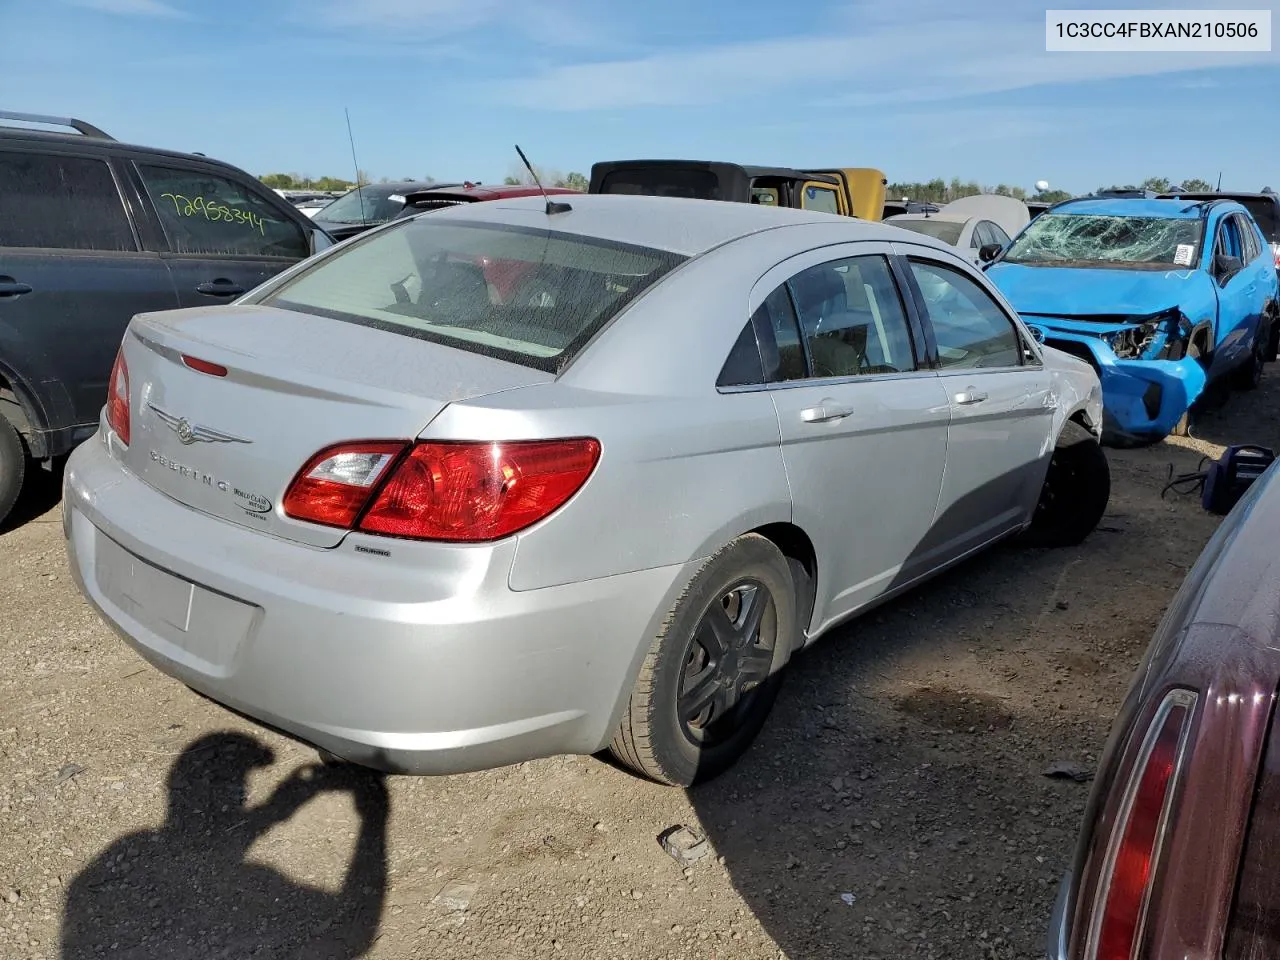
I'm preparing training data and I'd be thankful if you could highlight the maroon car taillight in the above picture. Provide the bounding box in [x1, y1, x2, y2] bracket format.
[283, 438, 601, 541]
[106, 347, 130, 446]
[1086, 689, 1197, 960]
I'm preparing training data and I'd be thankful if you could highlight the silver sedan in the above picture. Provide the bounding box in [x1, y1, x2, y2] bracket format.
[63, 194, 1108, 786]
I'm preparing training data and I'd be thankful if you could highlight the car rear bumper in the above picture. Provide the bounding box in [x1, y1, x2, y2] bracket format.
[1038, 331, 1207, 441]
[64, 431, 693, 775]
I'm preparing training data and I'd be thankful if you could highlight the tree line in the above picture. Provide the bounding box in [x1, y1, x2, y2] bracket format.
[887, 175, 1218, 205]
[258, 168, 592, 193]
[261, 170, 1221, 202]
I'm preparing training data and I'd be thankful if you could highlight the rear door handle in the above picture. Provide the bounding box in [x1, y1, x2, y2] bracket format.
[801, 399, 852, 423]
[954, 389, 988, 405]
[195, 279, 245, 297]
[0, 277, 32, 298]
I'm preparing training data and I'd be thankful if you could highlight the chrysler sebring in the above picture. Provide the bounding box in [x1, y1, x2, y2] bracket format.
[64, 194, 1108, 786]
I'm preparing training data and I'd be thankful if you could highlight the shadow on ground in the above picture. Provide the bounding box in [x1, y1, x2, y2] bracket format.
[59, 732, 389, 960]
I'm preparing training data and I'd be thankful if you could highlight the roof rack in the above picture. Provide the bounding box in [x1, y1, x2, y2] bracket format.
[0, 110, 113, 139]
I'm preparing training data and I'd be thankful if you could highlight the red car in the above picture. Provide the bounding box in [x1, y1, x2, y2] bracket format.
[1048, 460, 1280, 959]
[395, 183, 582, 300]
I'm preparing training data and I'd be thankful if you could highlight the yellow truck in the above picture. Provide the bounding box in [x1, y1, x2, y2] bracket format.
[588, 160, 888, 221]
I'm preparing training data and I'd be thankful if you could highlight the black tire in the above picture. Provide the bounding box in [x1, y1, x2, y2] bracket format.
[0, 414, 26, 528]
[1236, 315, 1272, 390]
[1171, 340, 1204, 437]
[610, 534, 797, 786]
[1023, 421, 1110, 547]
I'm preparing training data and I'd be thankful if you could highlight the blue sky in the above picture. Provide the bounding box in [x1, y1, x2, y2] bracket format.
[3, 0, 1277, 192]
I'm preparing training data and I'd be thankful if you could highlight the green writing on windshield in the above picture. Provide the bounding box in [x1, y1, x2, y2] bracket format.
[159, 193, 269, 235]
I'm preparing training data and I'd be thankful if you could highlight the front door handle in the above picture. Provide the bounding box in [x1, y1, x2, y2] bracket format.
[801, 399, 852, 423]
[195, 279, 245, 297]
[0, 276, 32, 298]
[954, 389, 988, 405]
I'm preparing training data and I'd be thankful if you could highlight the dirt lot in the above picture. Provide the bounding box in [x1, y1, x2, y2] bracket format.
[2, 377, 1276, 960]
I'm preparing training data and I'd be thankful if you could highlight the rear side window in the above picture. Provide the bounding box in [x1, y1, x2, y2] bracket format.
[261, 219, 686, 373]
[0, 152, 135, 251]
[802, 185, 841, 215]
[137, 164, 308, 259]
[1238, 198, 1279, 244]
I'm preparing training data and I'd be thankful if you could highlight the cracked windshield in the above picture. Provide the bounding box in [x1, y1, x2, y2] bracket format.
[1003, 213, 1203, 268]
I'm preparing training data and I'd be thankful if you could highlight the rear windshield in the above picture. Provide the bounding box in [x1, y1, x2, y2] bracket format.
[316, 185, 407, 225]
[890, 219, 964, 245]
[597, 167, 722, 200]
[1237, 198, 1279, 242]
[260, 219, 686, 372]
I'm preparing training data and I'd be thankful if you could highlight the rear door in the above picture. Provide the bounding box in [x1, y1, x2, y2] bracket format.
[900, 251, 1055, 558]
[126, 159, 313, 307]
[750, 244, 951, 625]
[0, 147, 179, 439]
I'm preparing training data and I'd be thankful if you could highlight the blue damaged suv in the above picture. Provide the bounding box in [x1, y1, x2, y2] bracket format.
[985, 197, 1279, 444]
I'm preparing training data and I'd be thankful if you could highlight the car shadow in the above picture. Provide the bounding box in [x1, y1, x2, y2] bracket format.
[59, 731, 389, 960]
[0, 456, 65, 535]
[684, 457, 1138, 958]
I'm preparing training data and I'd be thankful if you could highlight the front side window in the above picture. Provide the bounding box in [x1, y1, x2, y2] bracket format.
[0, 152, 134, 251]
[138, 164, 307, 258]
[1003, 213, 1203, 268]
[259, 219, 686, 373]
[787, 255, 916, 377]
[909, 260, 1021, 369]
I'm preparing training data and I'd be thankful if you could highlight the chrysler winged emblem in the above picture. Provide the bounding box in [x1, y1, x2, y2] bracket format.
[147, 403, 251, 445]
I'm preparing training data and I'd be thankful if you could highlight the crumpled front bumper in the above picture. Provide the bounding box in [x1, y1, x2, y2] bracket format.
[1024, 322, 1207, 442]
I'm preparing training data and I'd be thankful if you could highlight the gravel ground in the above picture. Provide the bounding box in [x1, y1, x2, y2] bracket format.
[2, 375, 1276, 960]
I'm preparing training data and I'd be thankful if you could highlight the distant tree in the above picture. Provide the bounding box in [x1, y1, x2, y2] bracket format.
[1032, 189, 1073, 203]
[556, 171, 589, 192]
[314, 176, 353, 192]
[505, 163, 562, 187]
[260, 173, 293, 189]
[503, 175, 521, 185]
[1180, 177, 1215, 192]
[1141, 176, 1172, 192]
[355, 169, 371, 186]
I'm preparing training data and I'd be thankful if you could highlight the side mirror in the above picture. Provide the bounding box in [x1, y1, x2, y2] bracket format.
[1215, 253, 1243, 281]
[309, 228, 334, 256]
[978, 242, 1003, 263]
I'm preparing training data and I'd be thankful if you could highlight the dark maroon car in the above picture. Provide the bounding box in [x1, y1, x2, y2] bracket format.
[1048, 459, 1280, 959]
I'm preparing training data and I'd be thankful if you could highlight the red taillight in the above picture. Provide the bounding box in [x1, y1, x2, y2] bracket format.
[282, 442, 407, 528]
[282, 438, 601, 541]
[181, 354, 228, 377]
[106, 348, 130, 445]
[1087, 689, 1196, 960]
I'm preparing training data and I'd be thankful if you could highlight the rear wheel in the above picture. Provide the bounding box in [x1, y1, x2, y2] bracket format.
[610, 534, 796, 786]
[0, 415, 26, 528]
[1023, 421, 1110, 547]
[1236, 315, 1272, 390]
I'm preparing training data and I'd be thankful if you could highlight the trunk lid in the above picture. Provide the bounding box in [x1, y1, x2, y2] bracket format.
[121, 304, 551, 547]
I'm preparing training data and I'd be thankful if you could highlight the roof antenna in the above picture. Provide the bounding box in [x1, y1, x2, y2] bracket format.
[515, 144, 572, 215]
[345, 107, 368, 227]
[1215, 171, 1222, 191]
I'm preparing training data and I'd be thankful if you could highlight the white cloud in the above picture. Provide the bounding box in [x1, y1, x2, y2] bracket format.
[65, 0, 187, 17]
[486, 13, 1273, 110]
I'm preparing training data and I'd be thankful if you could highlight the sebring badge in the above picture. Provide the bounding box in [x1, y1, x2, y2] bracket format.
[147, 403, 251, 445]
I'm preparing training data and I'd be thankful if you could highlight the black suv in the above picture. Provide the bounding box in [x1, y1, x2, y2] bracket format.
[0, 111, 331, 526]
